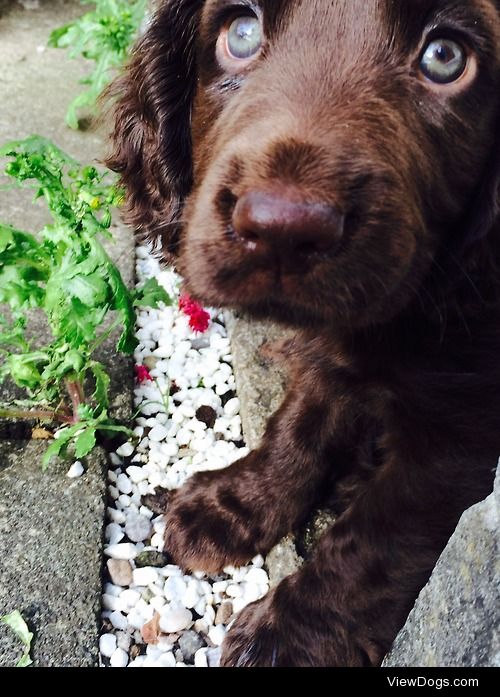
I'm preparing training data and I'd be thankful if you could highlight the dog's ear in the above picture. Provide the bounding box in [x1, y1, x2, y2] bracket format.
[461, 133, 500, 249]
[106, 1, 202, 260]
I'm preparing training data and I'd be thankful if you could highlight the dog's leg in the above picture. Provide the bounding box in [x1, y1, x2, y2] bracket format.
[221, 450, 496, 666]
[160, 368, 353, 574]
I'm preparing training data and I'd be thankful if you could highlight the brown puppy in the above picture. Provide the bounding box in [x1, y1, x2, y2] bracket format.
[108, 0, 500, 666]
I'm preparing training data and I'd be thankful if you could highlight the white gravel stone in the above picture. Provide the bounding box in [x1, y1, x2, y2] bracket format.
[232, 597, 251, 614]
[159, 606, 192, 633]
[204, 605, 216, 626]
[104, 583, 122, 597]
[107, 508, 126, 525]
[110, 647, 129, 667]
[104, 543, 137, 560]
[212, 581, 228, 594]
[137, 481, 150, 496]
[150, 532, 164, 548]
[223, 398, 240, 417]
[242, 582, 263, 604]
[176, 427, 192, 446]
[105, 523, 125, 546]
[194, 648, 209, 668]
[117, 494, 131, 508]
[150, 596, 166, 612]
[182, 582, 201, 610]
[148, 424, 170, 442]
[194, 597, 207, 617]
[128, 657, 146, 668]
[208, 625, 227, 647]
[120, 588, 142, 608]
[226, 584, 243, 598]
[99, 633, 117, 658]
[156, 652, 176, 667]
[102, 594, 127, 612]
[164, 576, 187, 601]
[109, 611, 128, 631]
[132, 567, 159, 586]
[116, 442, 134, 458]
[246, 567, 269, 587]
[66, 461, 84, 478]
[116, 473, 133, 495]
[126, 465, 148, 483]
[127, 610, 145, 631]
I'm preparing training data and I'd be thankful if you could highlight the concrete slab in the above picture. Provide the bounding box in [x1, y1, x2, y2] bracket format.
[224, 314, 289, 450]
[224, 314, 306, 584]
[0, 441, 106, 667]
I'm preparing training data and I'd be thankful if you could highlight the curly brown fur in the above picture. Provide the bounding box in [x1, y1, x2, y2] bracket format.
[107, 0, 500, 667]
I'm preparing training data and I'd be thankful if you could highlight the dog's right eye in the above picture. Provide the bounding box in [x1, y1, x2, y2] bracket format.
[227, 15, 262, 58]
[217, 13, 263, 69]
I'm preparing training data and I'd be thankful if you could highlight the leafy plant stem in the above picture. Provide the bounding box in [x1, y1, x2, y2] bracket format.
[65, 379, 85, 422]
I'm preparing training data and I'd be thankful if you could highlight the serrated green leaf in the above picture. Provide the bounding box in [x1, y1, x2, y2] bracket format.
[6, 352, 49, 390]
[134, 277, 172, 309]
[74, 427, 96, 458]
[77, 403, 95, 421]
[0, 610, 33, 668]
[64, 272, 109, 307]
[42, 426, 77, 468]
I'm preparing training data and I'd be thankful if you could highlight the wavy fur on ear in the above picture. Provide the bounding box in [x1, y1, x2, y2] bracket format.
[106, 0, 202, 260]
[461, 132, 500, 250]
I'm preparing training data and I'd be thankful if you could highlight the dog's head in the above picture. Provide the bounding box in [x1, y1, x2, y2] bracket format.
[108, 0, 500, 329]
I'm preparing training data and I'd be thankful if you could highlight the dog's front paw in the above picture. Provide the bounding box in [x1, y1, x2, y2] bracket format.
[162, 469, 262, 574]
[221, 584, 316, 667]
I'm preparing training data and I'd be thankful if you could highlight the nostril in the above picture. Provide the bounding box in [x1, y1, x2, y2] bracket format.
[241, 230, 259, 243]
[297, 241, 320, 256]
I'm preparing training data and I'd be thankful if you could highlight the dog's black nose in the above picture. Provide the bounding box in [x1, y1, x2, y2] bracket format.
[232, 189, 344, 258]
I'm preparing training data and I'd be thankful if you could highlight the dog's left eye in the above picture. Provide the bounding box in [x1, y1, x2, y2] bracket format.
[419, 38, 467, 84]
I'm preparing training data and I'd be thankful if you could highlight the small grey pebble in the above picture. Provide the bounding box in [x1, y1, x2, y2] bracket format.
[207, 647, 222, 668]
[116, 631, 132, 652]
[178, 630, 205, 663]
[190, 337, 210, 350]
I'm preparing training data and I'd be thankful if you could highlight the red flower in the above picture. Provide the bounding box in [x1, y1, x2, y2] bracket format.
[135, 364, 153, 383]
[179, 294, 211, 333]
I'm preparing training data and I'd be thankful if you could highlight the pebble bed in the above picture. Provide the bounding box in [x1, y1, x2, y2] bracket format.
[99, 246, 269, 668]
